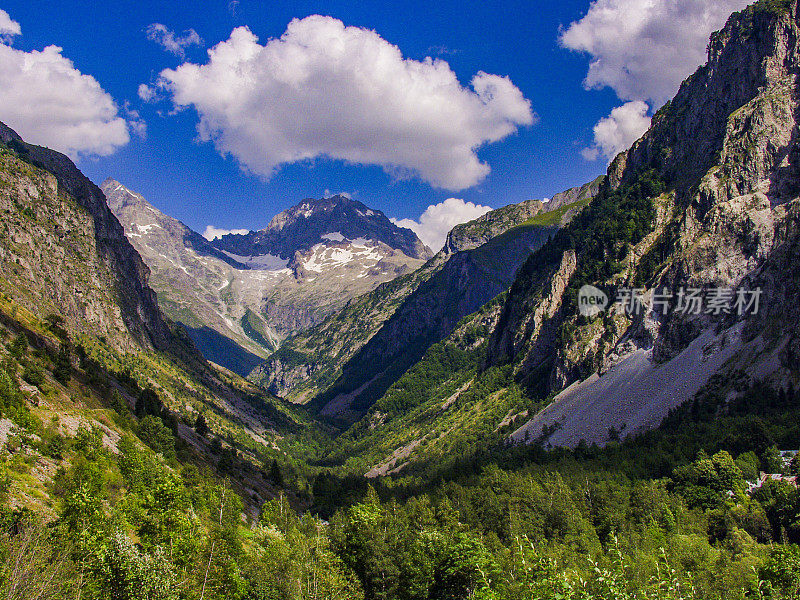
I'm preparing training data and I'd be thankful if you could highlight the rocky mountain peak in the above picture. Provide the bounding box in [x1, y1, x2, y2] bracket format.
[102, 177, 152, 213]
[485, 0, 800, 448]
[214, 195, 432, 261]
[102, 181, 430, 375]
[612, 0, 800, 199]
[264, 195, 364, 231]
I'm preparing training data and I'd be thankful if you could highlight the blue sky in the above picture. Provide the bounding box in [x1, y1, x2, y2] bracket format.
[0, 0, 750, 244]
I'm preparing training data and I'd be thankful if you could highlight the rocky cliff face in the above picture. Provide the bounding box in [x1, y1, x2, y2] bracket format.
[104, 181, 429, 376]
[0, 123, 172, 352]
[214, 195, 432, 261]
[490, 0, 800, 448]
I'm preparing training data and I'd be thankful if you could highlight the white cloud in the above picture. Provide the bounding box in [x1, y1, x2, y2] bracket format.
[392, 197, 492, 251]
[0, 16, 131, 158]
[138, 83, 159, 103]
[560, 0, 750, 106]
[203, 225, 249, 240]
[156, 16, 535, 190]
[324, 189, 352, 199]
[0, 9, 20, 42]
[122, 102, 147, 139]
[562, 0, 750, 162]
[146, 23, 203, 58]
[582, 100, 651, 162]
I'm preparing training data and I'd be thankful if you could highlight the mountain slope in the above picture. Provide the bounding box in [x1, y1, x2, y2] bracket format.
[315, 0, 800, 476]
[0, 125, 171, 353]
[490, 0, 800, 448]
[104, 181, 429, 375]
[255, 179, 601, 419]
[0, 122, 308, 508]
[442, 177, 601, 254]
[102, 179, 276, 373]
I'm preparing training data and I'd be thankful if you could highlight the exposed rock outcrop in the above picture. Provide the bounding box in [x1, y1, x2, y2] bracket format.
[0, 123, 172, 351]
[494, 1, 800, 447]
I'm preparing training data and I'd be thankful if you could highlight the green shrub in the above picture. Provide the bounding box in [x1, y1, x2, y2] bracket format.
[52, 344, 71, 384]
[21, 363, 44, 387]
[137, 416, 175, 460]
[758, 544, 800, 598]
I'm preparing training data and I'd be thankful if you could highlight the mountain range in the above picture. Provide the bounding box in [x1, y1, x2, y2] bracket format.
[26, 0, 797, 476]
[252, 0, 800, 477]
[103, 181, 430, 375]
[2, 2, 800, 598]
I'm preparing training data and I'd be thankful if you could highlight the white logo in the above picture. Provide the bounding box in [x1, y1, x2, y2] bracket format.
[578, 285, 609, 317]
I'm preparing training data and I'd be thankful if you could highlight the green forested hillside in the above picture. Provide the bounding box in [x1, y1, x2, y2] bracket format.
[4, 316, 799, 600]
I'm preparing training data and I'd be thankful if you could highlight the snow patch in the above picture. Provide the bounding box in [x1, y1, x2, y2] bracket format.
[322, 232, 345, 242]
[156, 252, 189, 274]
[136, 223, 161, 235]
[300, 241, 384, 273]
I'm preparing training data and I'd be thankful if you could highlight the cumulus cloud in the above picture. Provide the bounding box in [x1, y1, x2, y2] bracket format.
[562, 0, 749, 162]
[203, 225, 250, 240]
[155, 16, 535, 190]
[392, 198, 492, 251]
[0, 15, 131, 158]
[146, 23, 203, 58]
[560, 0, 750, 106]
[581, 100, 651, 162]
[138, 83, 159, 103]
[0, 9, 20, 42]
[122, 102, 147, 139]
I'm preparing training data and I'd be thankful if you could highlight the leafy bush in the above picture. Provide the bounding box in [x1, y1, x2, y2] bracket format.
[52, 343, 71, 384]
[758, 545, 800, 598]
[74, 426, 104, 460]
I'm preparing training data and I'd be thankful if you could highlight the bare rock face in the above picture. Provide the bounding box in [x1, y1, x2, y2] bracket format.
[258, 359, 320, 398]
[0, 123, 172, 352]
[495, 1, 800, 448]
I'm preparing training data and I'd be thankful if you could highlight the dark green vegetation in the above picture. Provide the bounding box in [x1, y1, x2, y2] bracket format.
[752, 0, 792, 16]
[3, 314, 799, 599]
